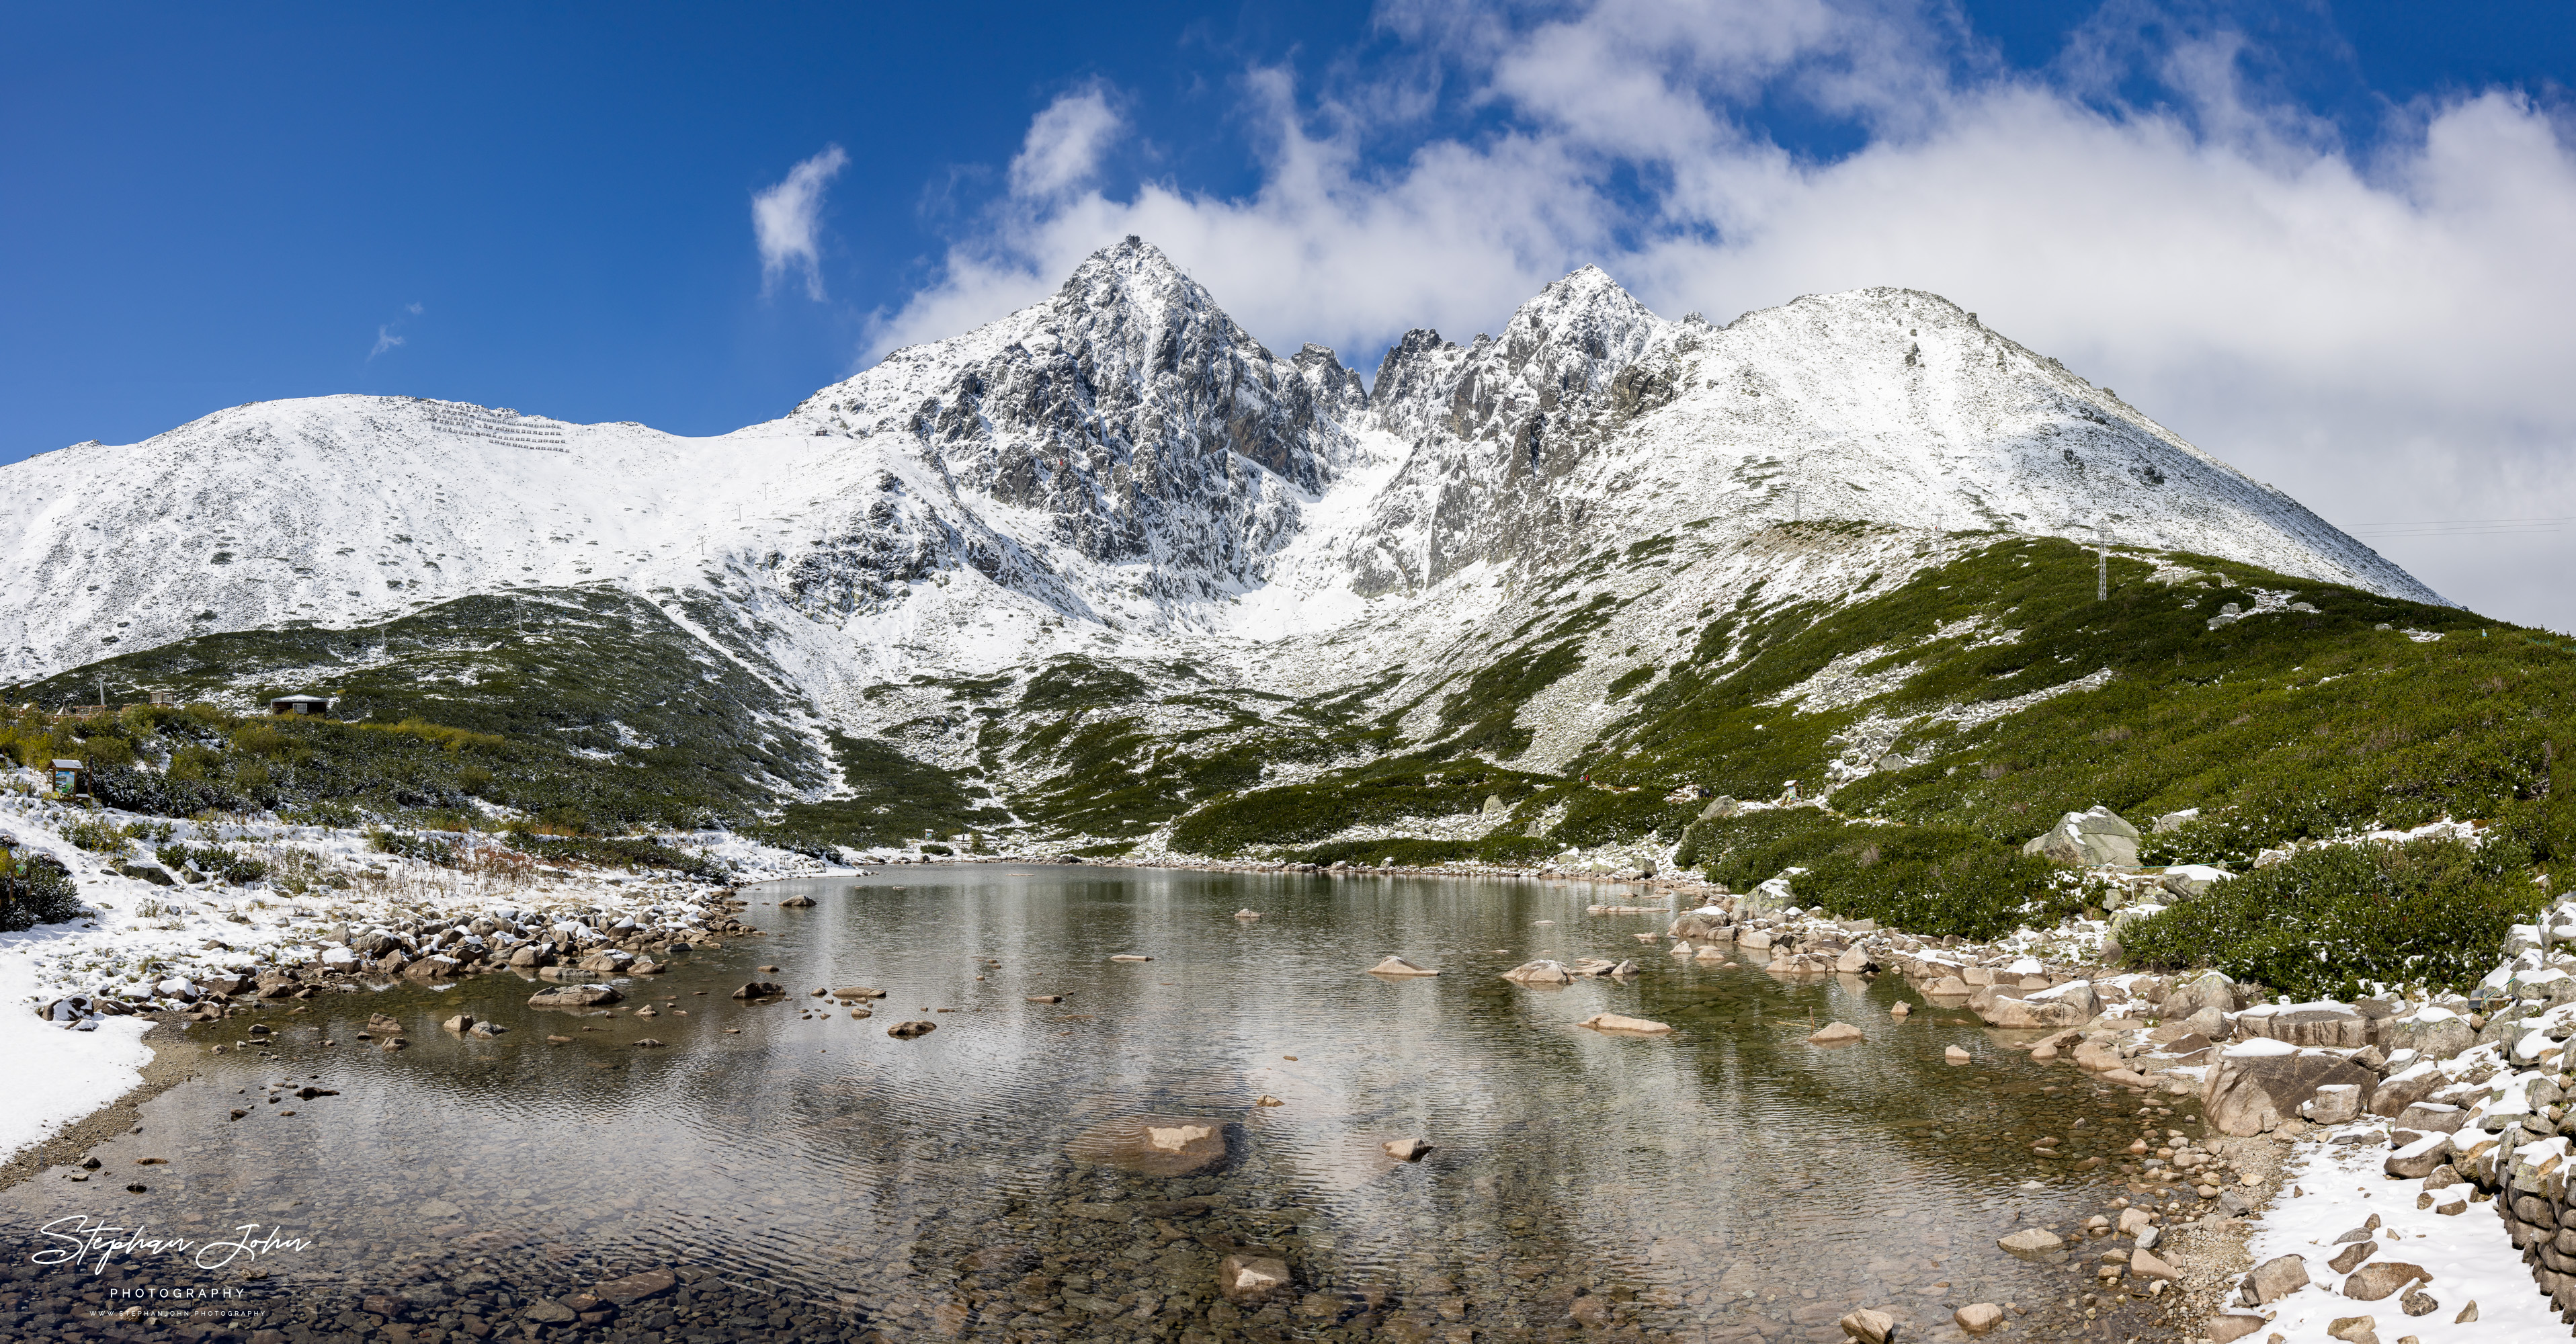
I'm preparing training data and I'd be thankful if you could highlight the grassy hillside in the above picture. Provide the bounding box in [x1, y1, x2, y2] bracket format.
[15, 530, 2567, 996]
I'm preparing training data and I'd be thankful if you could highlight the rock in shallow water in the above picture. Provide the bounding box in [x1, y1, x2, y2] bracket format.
[1807, 1021, 1863, 1046]
[1218, 1253, 1290, 1302]
[1579, 1013, 1672, 1035]
[1067, 1115, 1237, 1176]
[528, 984, 620, 1008]
[1368, 956, 1438, 976]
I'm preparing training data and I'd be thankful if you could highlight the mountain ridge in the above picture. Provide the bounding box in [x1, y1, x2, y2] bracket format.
[0, 238, 2466, 861]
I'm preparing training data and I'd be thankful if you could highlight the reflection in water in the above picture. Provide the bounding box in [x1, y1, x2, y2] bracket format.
[1, 868, 2177, 1341]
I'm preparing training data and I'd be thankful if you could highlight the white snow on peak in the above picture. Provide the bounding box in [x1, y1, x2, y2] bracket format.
[0, 241, 2444, 737]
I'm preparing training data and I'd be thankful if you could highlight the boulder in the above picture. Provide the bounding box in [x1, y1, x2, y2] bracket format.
[2384, 1134, 2451, 1180]
[1067, 1116, 1237, 1177]
[1970, 980, 2097, 1030]
[1367, 956, 1439, 977]
[2393, 1102, 2466, 1134]
[1579, 1013, 1673, 1035]
[2130, 1247, 2179, 1282]
[1923, 975, 1972, 997]
[832, 986, 888, 999]
[1945, 1046, 1972, 1064]
[2159, 864, 2233, 898]
[1836, 1308, 1896, 1343]
[1501, 960, 1574, 986]
[1954, 1302, 2004, 1336]
[2379, 1008, 2475, 1062]
[2343, 1261, 2430, 1302]
[1698, 796, 1740, 821]
[528, 984, 621, 1008]
[2203, 1040, 2378, 1136]
[2239, 1002, 2370, 1048]
[2022, 806, 2142, 868]
[2151, 808, 2200, 833]
[2245, 1254, 2309, 1305]
[778, 894, 817, 907]
[731, 981, 786, 999]
[2205, 1314, 2267, 1343]
[887, 1020, 936, 1039]
[366, 1013, 405, 1036]
[2300, 1084, 2362, 1124]
[2165, 970, 2237, 1019]
[1382, 1138, 1433, 1161]
[1806, 1021, 1864, 1046]
[1997, 1228, 2062, 1259]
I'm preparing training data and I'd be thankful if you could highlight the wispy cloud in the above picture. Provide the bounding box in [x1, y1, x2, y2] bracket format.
[368, 302, 423, 360]
[753, 144, 850, 300]
[873, 2, 2576, 630]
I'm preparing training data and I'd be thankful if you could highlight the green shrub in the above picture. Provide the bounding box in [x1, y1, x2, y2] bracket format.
[368, 829, 458, 867]
[62, 816, 130, 852]
[2119, 836, 2546, 1000]
[1696, 812, 2081, 941]
[0, 854, 83, 930]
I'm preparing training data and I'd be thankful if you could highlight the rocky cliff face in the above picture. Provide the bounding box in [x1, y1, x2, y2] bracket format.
[792, 237, 1368, 606]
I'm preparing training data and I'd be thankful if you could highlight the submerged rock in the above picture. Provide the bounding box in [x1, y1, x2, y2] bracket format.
[1067, 1115, 1238, 1176]
[528, 984, 621, 1008]
[1367, 956, 1439, 977]
[1807, 1021, 1864, 1046]
[1578, 1013, 1672, 1035]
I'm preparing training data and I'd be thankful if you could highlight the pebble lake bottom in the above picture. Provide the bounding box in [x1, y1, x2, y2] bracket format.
[0, 866, 2206, 1342]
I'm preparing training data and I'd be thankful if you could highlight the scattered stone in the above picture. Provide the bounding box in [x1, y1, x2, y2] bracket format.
[2399, 1287, 2438, 1317]
[731, 981, 786, 999]
[1954, 1302, 2003, 1335]
[2325, 1316, 2376, 1343]
[632, 1038, 667, 1048]
[833, 986, 888, 999]
[442, 1013, 475, 1033]
[1067, 1116, 1237, 1176]
[366, 1013, 404, 1035]
[1217, 1253, 1290, 1302]
[1997, 1228, 2062, 1258]
[1235, 909, 1261, 919]
[1889, 1002, 1911, 1018]
[2130, 1247, 2179, 1282]
[888, 1020, 936, 1039]
[1026, 995, 1063, 1004]
[1807, 1021, 1863, 1046]
[1945, 1046, 1971, 1064]
[1367, 956, 1439, 976]
[778, 894, 816, 907]
[1110, 954, 1153, 962]
[2328, 1240, 2377, 1275]
[1383, 1138, 1433, 1161]
[2204, 1314, 2267, 1343]
[1836, 1307, 1896, 1343]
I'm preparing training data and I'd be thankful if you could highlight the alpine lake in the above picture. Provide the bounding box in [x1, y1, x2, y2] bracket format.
[3, 866, 2209, 1343]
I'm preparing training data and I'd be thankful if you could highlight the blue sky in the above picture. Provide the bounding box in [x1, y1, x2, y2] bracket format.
[6, 2, 2575, 624]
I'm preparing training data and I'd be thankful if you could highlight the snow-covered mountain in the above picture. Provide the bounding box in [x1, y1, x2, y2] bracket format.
[0, 238, 2446, 833]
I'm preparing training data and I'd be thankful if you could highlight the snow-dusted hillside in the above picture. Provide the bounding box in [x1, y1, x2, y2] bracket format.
[0, 239, 2448, 824]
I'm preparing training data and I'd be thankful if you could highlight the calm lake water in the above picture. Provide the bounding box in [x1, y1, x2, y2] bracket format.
[2, 867, 2190, 1342]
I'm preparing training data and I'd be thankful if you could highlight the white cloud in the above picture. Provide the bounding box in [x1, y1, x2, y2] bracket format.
[753, 144, 850, 300]
[874, 2, 2576, 629]
[1009, 85, 1122, 200]
[369, 327, 403, 359]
